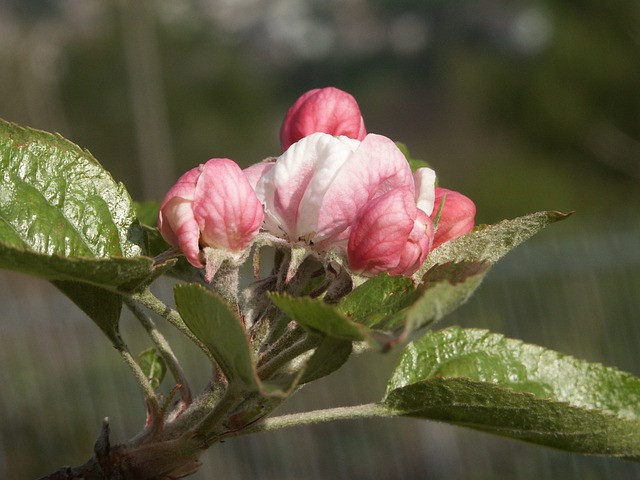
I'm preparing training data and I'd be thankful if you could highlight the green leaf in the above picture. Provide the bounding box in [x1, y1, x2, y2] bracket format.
[339, 274, 417, 328]
[134, 201, 160, 227]
[299, 336, 353, 384]
[385, 327, 640, 460]
[175, 284, 259, 390]
[415, 211, 572, 279]
[399, 261, 490, 334]
[270, 293, 392, 350]
[54, 281, 123, 344]
[0, 119, 142, 258]
[138, 348, 167, 389]
[0, 120, 161, 292]
[0, 120, 165, 338]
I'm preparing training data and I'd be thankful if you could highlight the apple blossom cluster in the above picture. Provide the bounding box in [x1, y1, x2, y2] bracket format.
[158, 87, 475, 281]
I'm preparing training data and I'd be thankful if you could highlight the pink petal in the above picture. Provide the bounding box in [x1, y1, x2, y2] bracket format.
[413, 167, 436, 215]
[255, 133, 357, 241]
[280, 87, 367, 151]
[388, 209, 434, 276]
[158, 196, 203, 267]
[244, 161, 275, 191]
[158, 167, 203, 266]
[347, 188, 416, 275]
[431, 187, 476, 249]
[193, 158, 264, 251]
[315, 134, 415, 246]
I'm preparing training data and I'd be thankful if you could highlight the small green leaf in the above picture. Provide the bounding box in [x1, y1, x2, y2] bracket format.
[175, 284, 259, 390]
[54, 281, 123, 345]
[398, 261, 490, 334]
[395, 142, 430, 171]
[138, 348, 167, 389]
[385, 327, 640, 459]
[299, 336, 353, 384]
[339, 274, 417, 327]
[134, 201, 160, 227]
[271, 293, 365, 339]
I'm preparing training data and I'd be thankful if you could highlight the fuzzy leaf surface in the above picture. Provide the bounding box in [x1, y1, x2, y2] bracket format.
[385, 327, 640, 459]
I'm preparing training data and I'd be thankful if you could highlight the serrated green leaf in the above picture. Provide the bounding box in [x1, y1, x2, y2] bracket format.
[138, 348, 167, 389]
[0, 119, 142, 258]
[398, 261, 490, 334]
[175, 284, 259, 390]
[384, 327, 640, 459]
[0, 119, 162, 337]
[0, 242, 156, 290]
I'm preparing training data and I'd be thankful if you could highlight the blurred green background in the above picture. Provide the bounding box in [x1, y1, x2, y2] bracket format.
[1, 0, 639, 478]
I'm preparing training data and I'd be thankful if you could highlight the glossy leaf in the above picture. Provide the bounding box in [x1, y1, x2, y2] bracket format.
[138, 348, 167, 389]
[0, 119, 160, 339]
[0, 119, 142, 258]
[385, 327, 640, 460]
[0, 119, 161, 292]
[175, 284, 259, 390]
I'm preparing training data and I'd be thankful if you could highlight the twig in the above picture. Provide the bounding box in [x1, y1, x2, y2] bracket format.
[125, 299, 193, 406]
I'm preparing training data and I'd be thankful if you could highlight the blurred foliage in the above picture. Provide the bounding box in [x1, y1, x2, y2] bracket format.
[2, 0, 638, 217]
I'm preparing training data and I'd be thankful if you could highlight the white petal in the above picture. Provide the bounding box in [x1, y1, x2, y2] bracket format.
[413, 167, 436, 215]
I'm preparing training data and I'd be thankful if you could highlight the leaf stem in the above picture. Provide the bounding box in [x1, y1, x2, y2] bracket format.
[191, 384, 243, 445]
[130, 288, 214, 362]
[114, 343, 163, 429]
[257, 331, 318, 380]
[234, 402, 396, 436]
[125, 299, 193, 406]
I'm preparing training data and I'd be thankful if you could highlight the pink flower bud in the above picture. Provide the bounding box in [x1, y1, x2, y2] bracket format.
[431, 187, 476, 249]
[158, 159, 264, 267]
[347, 188, 434, 276]
[280, 87, 367, 151]
[255, 132, 415, 252]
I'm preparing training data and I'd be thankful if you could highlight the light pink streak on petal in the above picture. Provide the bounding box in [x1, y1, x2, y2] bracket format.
[314, 134, 414, 246]
[158, 196, 203, 267]
[244, 161, 274, 191]
[256, 133, 356, 240]
[347, 188, 416, 275]
[280, 87, 367, 151]
[413, 167, 437, 216]
[193, 158, 264, 252]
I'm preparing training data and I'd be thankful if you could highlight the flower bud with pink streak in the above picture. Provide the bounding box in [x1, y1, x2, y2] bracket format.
[347, 167, 436, 277]
[430, 187, 476, 249]
[158, 158, 264, 268]
[347, 188, 435, 276]
[255, 132, 415, 253]
[280, 87, 367, 151]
